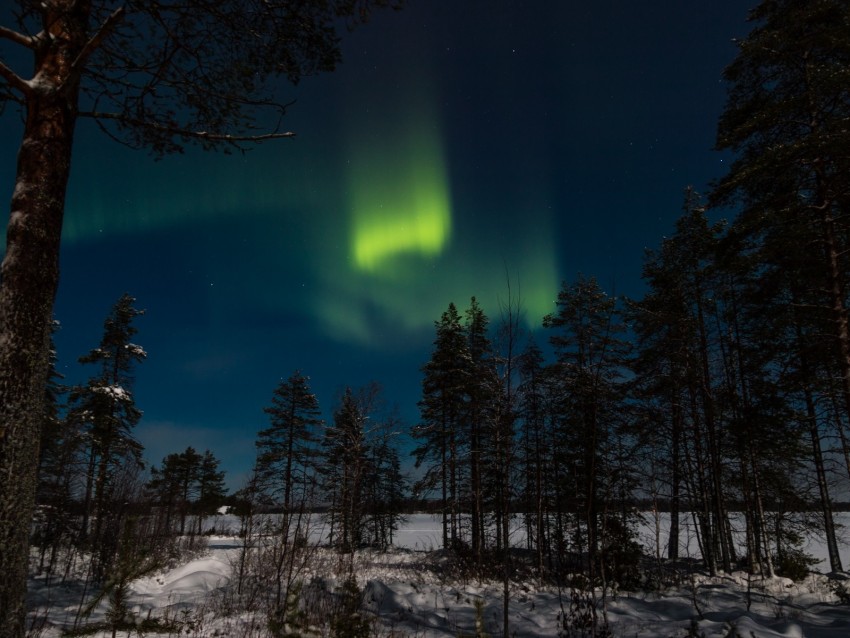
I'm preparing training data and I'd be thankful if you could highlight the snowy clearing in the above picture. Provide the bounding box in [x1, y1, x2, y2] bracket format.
[26, 514, 850, 637]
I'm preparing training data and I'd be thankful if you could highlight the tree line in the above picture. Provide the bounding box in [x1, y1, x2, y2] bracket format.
[32, 293, 410, 594]
[409, 0, 850, 586]
[33, 294, 225, 586]
[246, 374, 407, 553]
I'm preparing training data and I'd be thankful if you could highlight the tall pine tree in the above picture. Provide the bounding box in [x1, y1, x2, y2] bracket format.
[543, 275, 631, 579]
[412, 303, 470, 549]
[711, 0, 850, 572]
[256, 371, 322, 512]
[67, 293, 146, 548]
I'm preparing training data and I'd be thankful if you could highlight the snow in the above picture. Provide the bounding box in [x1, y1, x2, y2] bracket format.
[26, 514, 850, 637]
[125, 343, 147, 357]
[92, 384, 131, 401]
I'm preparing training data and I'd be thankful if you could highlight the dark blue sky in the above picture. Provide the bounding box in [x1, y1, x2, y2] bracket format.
[1, 0, 748, 488]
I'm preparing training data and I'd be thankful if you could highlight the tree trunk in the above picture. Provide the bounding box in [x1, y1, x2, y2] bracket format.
[668, 384, 682, 561]
[470, 415, 481, 562]
[0, 7, 84, 631]
[794, 318, 844, 572]
[80, 445, 98, 543]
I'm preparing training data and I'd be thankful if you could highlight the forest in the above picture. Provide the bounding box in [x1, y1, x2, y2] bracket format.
[5, 0, 850, 637]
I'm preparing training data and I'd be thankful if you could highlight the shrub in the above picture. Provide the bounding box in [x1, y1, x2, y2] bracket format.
[330, 578, 371, 638]
[829, 579, 850, 605]
[774, 548, 818, 582]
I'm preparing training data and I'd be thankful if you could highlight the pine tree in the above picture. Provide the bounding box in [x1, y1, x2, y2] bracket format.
[713, 0, 850, 460]
[0, 4, 403, 632]
[147, 453, 184, 537]
[517, 338, 550, 569]
[630, 199, 740, 574]
[195, 450, 227, 534]
[67, 294, 146, 549]
[362, 425, 406, 549]
[256, 371, 322, 512]
[463, 297, 499, 561]
[543, 275, 631, 579]
[254, 372, 322, 610]
[147, 448, 200, 536]
[33, 322, 75, 571]
[412, 303, 470, 549]
[630, 198, 725, 564]
[37, 322, 67, 495]
[148, 447, 227, 537]
[322, 387, 369, 553]
[711, 0, 850, 572]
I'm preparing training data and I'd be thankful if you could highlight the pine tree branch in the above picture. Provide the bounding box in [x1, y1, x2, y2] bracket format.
[69, 7, 125, 78]
[80, 110, 296, 145]
[0, 59, 29, 95]
[0, 25, 36, 49]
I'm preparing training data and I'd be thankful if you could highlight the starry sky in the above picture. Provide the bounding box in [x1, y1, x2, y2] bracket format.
[1, 0, 748, 488]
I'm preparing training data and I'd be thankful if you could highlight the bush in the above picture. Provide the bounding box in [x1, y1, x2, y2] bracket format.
[268, 581, 310, 638]
[330, 578, 371, 638]
[599, 516, 644, 590]
[557, 589, 612, 638]
[774, 548, 818, 582]
[829, 579, 850, 605]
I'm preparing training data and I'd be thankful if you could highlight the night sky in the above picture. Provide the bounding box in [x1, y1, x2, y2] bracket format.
[1, 1, 748, 488]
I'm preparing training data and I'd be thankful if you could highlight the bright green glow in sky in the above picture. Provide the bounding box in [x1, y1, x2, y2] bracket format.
[310, 195, 560, 349]
[56, 92, 560, 352]
[348, 115, 451, 274]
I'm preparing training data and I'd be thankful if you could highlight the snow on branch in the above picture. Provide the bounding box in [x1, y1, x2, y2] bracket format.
[79, 110, 296, 147]
[93, 384, 132, 402]
[125, 343, 147, 358]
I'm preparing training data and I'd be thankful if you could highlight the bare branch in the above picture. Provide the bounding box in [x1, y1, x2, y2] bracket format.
[79, 110, 297, 146]
[0, 59, 30, 95]
[0, 24, 36, 49]
[69, 7, 126, 77]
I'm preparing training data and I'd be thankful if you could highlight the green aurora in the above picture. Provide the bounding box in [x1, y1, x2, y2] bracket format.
[347, 107, 452, 275]
[57, 90, 559, 350]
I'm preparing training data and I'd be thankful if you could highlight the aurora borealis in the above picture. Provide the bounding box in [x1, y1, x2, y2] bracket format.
[0, 0, 747, 484]
[347, 103, 452, 275]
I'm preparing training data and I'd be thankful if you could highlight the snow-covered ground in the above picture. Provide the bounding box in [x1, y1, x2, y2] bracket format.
[26, 513, 850, 637]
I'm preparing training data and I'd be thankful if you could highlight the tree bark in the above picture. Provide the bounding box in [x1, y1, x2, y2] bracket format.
[668, 384, 682, 561]
[0, 5, 86, 635]
[794, 319, 844, 572]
